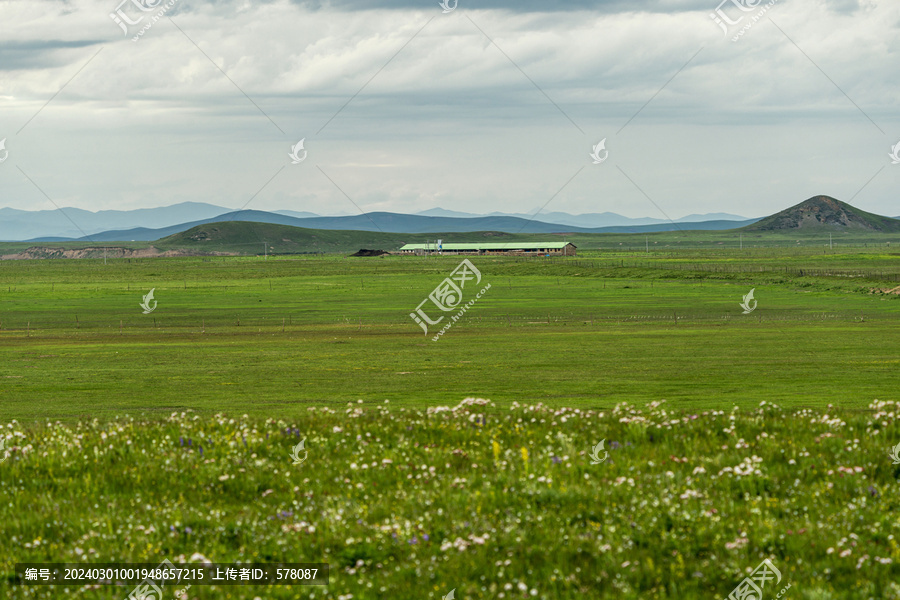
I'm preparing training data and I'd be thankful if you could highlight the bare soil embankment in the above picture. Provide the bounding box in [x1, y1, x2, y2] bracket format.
[0, 246, 237, 260]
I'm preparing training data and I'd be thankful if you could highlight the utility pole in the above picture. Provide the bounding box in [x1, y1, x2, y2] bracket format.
[264, 242, 268, 259]
[830, 234, 833, 250]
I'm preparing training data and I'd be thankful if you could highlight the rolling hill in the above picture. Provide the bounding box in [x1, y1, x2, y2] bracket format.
[4, 196, 897, 256]
[0, 203, 754, 241]
[9, 198, 898, 242]
[153, 222, 578, 255]
[742, 195, 900, 233]
[30, 210, 759, 242]
[154, 221, 415, 254]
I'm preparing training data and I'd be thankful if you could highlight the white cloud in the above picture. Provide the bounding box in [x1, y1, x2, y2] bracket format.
[0, 0, 897, 218]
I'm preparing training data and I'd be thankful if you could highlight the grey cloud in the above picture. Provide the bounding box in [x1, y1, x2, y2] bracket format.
[822, 0, 860, 14]
[290, 0, 712, 13]
[0, 40, 103, 71]
[1, 0, 896, 218]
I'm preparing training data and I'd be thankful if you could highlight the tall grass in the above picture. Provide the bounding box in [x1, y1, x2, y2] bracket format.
[2, 399, 900, 599]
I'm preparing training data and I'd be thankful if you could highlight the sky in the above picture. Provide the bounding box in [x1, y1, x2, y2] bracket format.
[0, 0, 898, 222]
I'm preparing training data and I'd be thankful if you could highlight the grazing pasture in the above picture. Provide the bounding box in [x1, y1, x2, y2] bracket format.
[1, 248, 899, 599]
[0, 250, 898, 419]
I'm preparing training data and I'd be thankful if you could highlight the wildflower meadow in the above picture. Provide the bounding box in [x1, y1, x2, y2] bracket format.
[2, 398, 900, 599]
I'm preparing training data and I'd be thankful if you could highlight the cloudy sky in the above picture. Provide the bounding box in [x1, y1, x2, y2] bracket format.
[0, 0, 898, 221]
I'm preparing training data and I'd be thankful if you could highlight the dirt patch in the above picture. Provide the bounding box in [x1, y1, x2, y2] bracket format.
[870, 285, 900, 294]
[350, 249, 389, 257]
[0, 246, 238, 260]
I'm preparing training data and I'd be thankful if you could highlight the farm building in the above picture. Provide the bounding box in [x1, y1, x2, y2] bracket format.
[398, 242, 576, 256]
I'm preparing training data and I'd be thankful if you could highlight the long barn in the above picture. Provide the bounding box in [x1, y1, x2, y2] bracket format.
[398, 242, 576, 256]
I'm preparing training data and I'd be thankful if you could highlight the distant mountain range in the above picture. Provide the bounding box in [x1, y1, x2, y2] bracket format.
[0, 202, 760, 242]
[2, 199, 895, 242]
[415, 207, 751, 227]
[1, 196, 897, 259]
[0, 202, 228, 241]
[151, 197, 900, 256]
[23, 212, 761, 242]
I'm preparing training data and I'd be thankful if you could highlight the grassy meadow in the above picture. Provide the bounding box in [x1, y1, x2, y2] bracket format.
[1, 246, 900, 599]
[0, 250, 899, 418]
[2, 399, 900, 599]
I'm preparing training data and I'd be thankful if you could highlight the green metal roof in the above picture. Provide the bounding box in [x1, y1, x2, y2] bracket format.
[399, 242, 574, 250]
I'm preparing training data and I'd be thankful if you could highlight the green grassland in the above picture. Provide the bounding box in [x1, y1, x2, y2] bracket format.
[2, 245, 900, 600]
[150, 221, 900, 254]
[1, 220, 899, 257]
[2, 401, 899, 599]
[0, 249, 898, 421]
